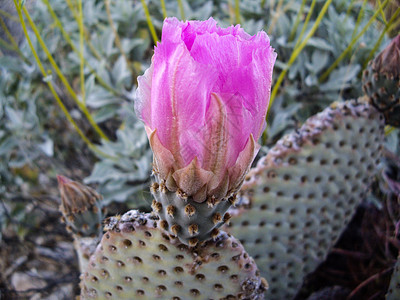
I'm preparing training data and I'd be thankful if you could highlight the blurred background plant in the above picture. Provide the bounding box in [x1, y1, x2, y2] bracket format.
[0, 0, 399, 298]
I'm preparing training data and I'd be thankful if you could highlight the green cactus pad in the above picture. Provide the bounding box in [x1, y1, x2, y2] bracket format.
[362, 62, 400, 127]
[387, 255, 400, 300]
[225, 100, 384, 299]
[81, 210, 267, 299]
[151, 180, 235, 246]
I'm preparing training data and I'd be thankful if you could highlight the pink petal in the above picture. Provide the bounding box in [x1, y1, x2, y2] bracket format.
[147, 127, 175, 179]
[135, 62, 153, 126]
[152, 41, 218, 165]
[228, 134, 259, 193]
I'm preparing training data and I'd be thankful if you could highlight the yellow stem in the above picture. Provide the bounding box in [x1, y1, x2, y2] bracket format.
[364, 7, 400, 68]
[78, 0, 85, 104]
[268, 0, 284, 34]
[160, 0, 167, 19]
[227, 0, 235, 24]
[177, 0, 185, 20]
[385, 126, 395, 136]
[294, 0, 317, 50]
[41, 0, 120, 96]
[345, 0, 356, 21]
[141, 0, 159, 44]
[105, 0, 135, 76]
[0, 9, 19, 22]
[267, 0, 333, 119]
[234, 0, 241, 24]
[65, 0, 102, 61]
[22, 5, 110, 141]
[12, 0, 113, 158]
[0, 15, 30, 62]
[319, 0, 390, 82]
[351, 0, 368, 40]
[377, 0, 387, 24]
[0, 36, 15, 51]
[288, 0, 307, 42]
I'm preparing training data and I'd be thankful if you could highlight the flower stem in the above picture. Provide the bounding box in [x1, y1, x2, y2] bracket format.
[64, 0, 103, 61]
[0, 36, 15, 51]
[345, 0, 356, 22]
[376, 0, 387, 24]
[78, 0, 85, 104]
[294, 0, 317, 50]
[0, 15, 30, 63]
[160, 0, 167, 19]
[141, 0, 159, 44]
[177, 0, 185, 20]
[351, 0, 368, 41]
[288, 0, 306, 42]
[234, 0, 241, 24]
[0, 9, 19, 22]
[105, 0, 136, 76]
[385, 126, 395, 136]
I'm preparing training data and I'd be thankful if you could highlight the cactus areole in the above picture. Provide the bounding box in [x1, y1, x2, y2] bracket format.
[135, 17, 276, 203]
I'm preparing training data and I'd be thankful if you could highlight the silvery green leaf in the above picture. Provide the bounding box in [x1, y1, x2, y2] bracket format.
[38, 137, 53, 157]
[310, 50, 329, 74]
[84, 74, 95, 95]
[306, 37, 335, 52]
[305, 74, 317, 87]
[93, 105, 119, 123]
[5, 107, 22, 127]
[86, 89, 117, 108]
[42, 74, 53, 82]
[0, 136, 18, 156]
[320, 64, 361, 92]
[385, 129, 400, 155]
[111, 56, 130, 88]
[99, 184, 145, 205]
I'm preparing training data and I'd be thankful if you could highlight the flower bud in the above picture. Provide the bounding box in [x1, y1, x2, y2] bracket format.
[57, 175, 104, 238]
[135, 17, 276, 203]
[372, 35, 400, 79]
[362, 35, 400, 127]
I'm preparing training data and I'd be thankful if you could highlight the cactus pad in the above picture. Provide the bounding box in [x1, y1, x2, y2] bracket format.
[225, 100, 384, 299]
[81, 210, 267, 299]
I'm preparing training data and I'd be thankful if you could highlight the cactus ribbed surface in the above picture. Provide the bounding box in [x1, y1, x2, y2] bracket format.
[81, 210, 268, 299]
[151, 178, 234, 246]
[225, 100, 385, 299]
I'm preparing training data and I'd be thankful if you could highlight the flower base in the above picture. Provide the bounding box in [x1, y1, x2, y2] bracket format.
[151, 175, 236, 246]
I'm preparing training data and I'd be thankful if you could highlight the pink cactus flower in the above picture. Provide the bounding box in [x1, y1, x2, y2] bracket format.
[135, 17, 276, 202]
